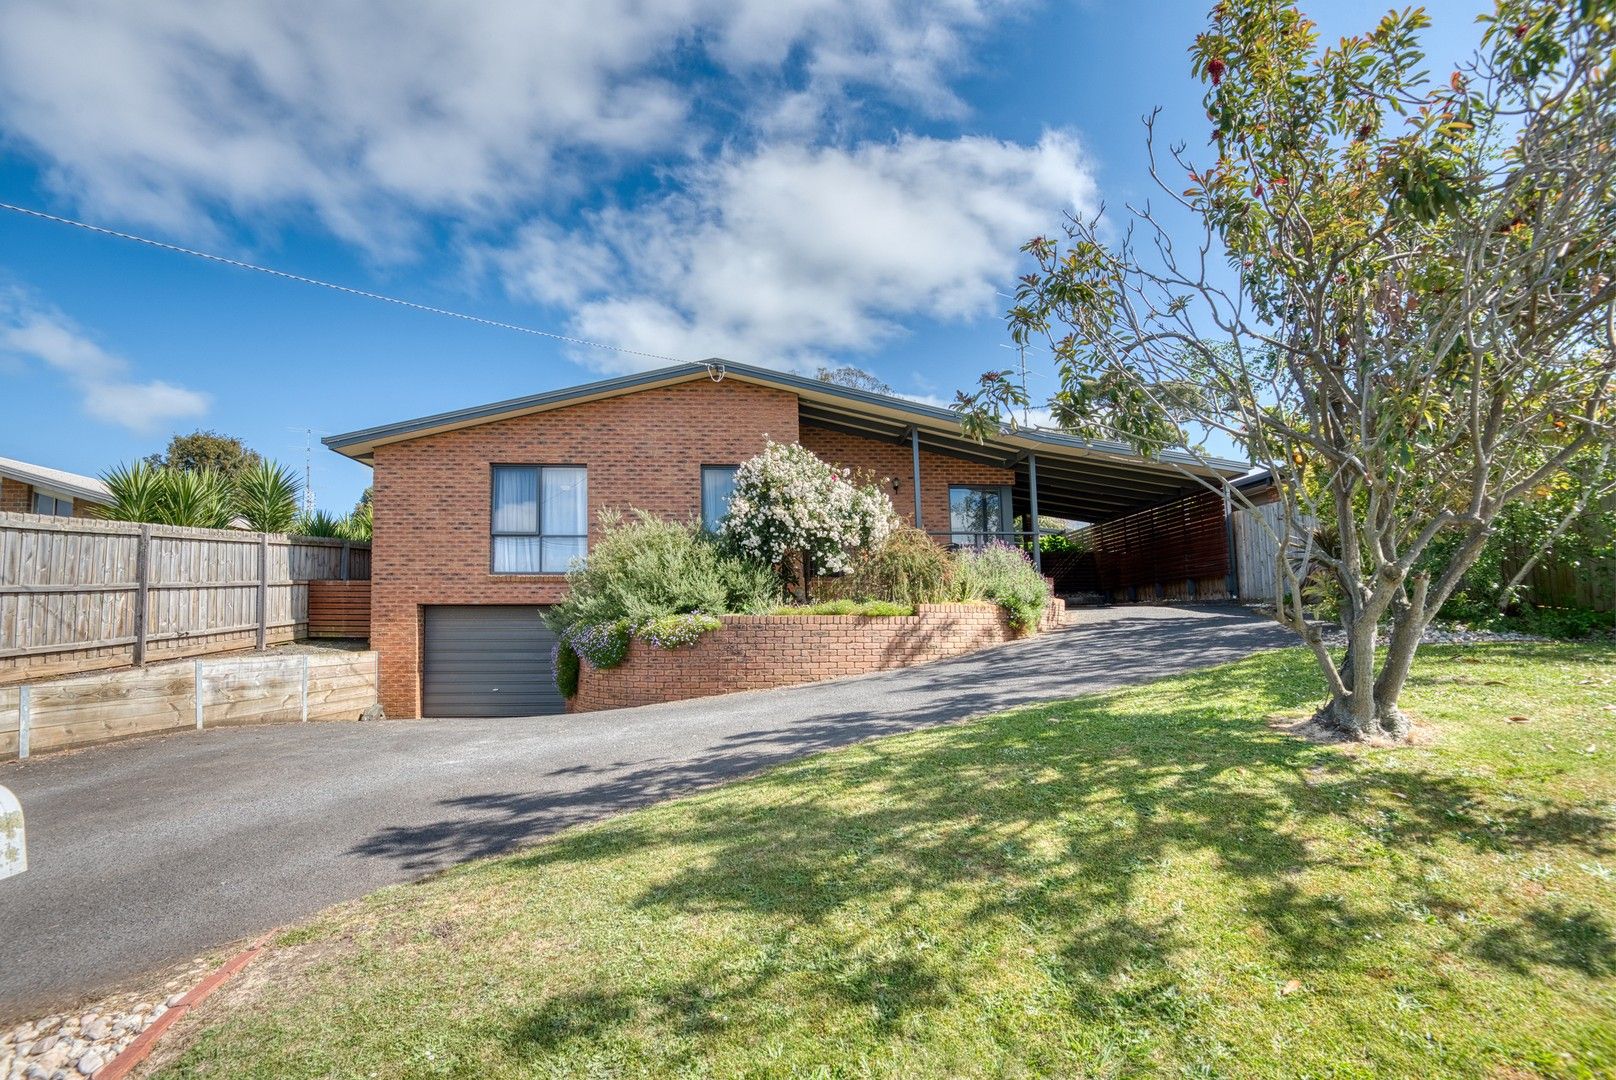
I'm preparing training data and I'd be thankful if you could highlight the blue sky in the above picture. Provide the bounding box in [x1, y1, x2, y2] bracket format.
[0, 0, 1480, 512]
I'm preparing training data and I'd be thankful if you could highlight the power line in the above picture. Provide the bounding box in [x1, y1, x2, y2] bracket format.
[0, 201, 689, 365]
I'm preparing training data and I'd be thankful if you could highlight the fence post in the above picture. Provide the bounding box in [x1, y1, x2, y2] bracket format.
[194, 660, 204, 730]
[132, 524, 152, 667]
[16, 686, 29, 760]
[300, 654, 310, 723]
[256, 533, 270, 652]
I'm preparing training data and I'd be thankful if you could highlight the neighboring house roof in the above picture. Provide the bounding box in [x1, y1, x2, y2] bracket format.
[0, 456, 112, 505]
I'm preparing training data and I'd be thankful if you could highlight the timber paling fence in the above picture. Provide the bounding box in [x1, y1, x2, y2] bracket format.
[0, 511, 371, 686]
[1228, 501, 1615, 612]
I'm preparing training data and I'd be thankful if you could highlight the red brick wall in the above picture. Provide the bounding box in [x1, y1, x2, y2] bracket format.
[370, 379, 800, 716]
[799, 426, 1015, 536]
[571, 600, 1064, 712]
[0, 478, 30, 514]
[0, 478, 100, 517]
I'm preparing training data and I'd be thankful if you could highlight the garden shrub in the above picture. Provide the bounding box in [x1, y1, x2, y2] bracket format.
[552, 640, 581, 698]
[826, 527, 952, 607]
[719, 440, 897, 596]
[636, 613, 722, 648]
[547, 511, 779, 633]
[953, 542, 1051, 632]
[565, 620, 632, 669]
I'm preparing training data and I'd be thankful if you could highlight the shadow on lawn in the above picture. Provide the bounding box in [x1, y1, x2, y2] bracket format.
[364, 640, 1615, 1054]
[518, 664, 1608, 1049]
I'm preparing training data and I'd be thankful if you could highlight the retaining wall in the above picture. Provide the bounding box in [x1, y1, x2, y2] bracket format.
[571, 600, 1064, 713]
[0, 650, 378, 760]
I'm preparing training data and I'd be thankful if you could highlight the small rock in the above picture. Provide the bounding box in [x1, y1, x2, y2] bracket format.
[28, 1038, 56, 1057]
[146, 1006, 166, 1025]
[164, 994, 186, 1008]
[24, 1064, 48, 1080]
[358, 702, 385, 722]
[76, 1025, 106, 1044]
[75, 1054, 102, 1077]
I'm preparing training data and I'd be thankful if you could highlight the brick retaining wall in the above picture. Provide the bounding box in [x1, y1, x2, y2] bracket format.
[571, 599, 1065, 712]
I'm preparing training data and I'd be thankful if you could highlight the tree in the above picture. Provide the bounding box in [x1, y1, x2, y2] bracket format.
[146, 430, 262, 480]
[719, 441, 897, 599]
[816, 365, 895, 395]
[957, 0, 1615, 739]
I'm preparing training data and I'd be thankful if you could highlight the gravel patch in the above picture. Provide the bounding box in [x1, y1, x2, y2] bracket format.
[1318, 626, 1550, 646]
[1, 958, 213, 1079]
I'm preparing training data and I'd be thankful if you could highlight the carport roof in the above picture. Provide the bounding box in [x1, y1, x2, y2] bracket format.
[324, 358, 1252, 519]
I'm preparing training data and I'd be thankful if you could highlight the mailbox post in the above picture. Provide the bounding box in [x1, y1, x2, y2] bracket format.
[0, 785, 23, 879]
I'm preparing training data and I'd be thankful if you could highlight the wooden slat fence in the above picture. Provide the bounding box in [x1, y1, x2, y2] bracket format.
[0, 650, 378, 760]
[1057, 490, 1231, 601]
[307, 580, 371, 638]
[0, 512, 371, 685]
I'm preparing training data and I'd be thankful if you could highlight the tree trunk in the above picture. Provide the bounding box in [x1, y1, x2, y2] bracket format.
[1312, 608, 1413, 741]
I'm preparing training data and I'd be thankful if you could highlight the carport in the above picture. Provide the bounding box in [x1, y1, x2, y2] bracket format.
[781, 365, 1249, 598]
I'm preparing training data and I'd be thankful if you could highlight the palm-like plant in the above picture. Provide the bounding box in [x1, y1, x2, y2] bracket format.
[160, 468, 233, 528]
[341, 502, 372, 541]
[234, 462, 302, 533]
[292, 509, 345, 537]
[97, 462, 168, 523]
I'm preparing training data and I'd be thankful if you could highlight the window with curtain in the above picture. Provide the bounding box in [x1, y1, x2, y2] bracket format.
[701, 466, 739, 531]
[32, 491, 73, 517]
[949, 485, 1011, 548]
[491, 465, 588, 573]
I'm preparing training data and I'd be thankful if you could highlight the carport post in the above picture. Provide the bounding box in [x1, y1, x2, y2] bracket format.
[909, 425, 923, 528]
[1028, 452, 1042, 574]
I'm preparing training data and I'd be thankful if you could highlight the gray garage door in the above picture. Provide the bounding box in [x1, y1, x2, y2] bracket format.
[422, 605, 562, 717]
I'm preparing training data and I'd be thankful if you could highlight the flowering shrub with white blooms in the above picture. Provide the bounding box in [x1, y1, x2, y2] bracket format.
[719, 441, 897, 588]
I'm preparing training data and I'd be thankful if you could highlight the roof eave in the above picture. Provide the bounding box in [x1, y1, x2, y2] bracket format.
[322, 356, 1252, 480]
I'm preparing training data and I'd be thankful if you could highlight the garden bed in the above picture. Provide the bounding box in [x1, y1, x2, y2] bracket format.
[570, 599, 1065, 712]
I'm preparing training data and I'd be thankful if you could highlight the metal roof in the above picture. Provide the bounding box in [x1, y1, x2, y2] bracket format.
[324, 358, 1252, 519]
[0, 456, 112, 504]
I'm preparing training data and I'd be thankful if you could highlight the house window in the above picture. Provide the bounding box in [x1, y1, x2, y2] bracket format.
[701, 466, 739, 531]
[949, 485, 1012, 548]
[32, 491, 73, 517]
[491, 466, 588, 573]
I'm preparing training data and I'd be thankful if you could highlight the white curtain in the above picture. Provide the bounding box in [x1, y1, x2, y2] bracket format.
[492, 467, 537, 533]
[701, 466, 738, 531]
[540, 467, 587, 572]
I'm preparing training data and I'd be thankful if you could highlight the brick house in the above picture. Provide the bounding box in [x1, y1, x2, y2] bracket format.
[324, 360, 1245, 718]
[0, 457, 111, 519]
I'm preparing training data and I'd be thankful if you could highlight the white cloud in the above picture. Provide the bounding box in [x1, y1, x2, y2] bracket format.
[0, 0, 1015, 246]
[0, 295, 210, 432]
[496, 132, 1096, 370]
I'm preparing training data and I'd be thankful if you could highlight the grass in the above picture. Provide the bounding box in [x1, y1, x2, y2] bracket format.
[154, 643, 1616, 1079]
[768, 599, 917, 616]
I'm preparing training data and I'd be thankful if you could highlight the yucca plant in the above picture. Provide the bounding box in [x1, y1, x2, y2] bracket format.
[160, 468, 233, 529]
[341, 503, 373, 541]
[293, 509, 346, 537]
[97, 462, 168, 523]
[233, 462, 302, 533]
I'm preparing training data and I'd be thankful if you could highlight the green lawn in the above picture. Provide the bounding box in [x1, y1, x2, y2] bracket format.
[154, 644, 1616, 1079]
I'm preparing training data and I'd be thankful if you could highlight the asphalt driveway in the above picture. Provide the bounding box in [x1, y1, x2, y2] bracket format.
[0, 604, 1292, 1018]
